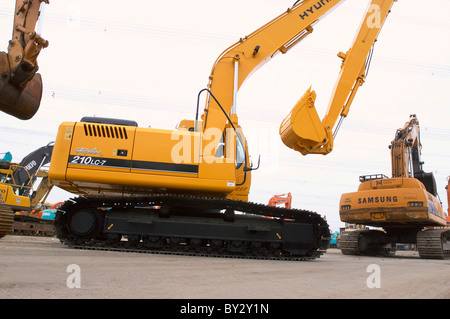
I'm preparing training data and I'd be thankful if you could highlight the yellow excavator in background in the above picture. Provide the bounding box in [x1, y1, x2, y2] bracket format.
[48, 0, 396, 260]
[339, 115, 449, 259]
[446, 176, 450, 225]
[0, 0, 49, 120]
[0, 142, 54, 238]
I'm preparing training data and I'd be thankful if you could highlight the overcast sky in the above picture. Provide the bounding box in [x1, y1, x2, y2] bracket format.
[0, 0, 449, 232]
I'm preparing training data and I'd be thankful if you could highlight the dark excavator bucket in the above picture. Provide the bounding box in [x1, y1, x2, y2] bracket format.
[0, 52, 42, 120]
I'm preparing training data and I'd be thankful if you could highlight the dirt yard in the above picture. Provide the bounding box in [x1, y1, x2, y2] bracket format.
[1, 235, 449, 299]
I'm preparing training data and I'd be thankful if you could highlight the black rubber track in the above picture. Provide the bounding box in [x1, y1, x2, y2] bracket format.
[55, 194, 330, 261]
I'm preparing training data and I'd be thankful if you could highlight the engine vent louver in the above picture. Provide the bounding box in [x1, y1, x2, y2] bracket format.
[83, 123, 128, 139]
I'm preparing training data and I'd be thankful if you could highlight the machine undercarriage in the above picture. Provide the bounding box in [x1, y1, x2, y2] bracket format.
[340, 228, 450, 259]
[55, 194, 330, 260]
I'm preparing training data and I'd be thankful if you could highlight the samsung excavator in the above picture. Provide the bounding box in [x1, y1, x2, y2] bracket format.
[0, 0, 49, 120]
[339, 115, 450, 259]
[0, 142, 54, 238]
[48, 0, 396, 260]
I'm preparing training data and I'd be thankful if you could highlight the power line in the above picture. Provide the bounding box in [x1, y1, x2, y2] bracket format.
[40, 83, 450, 144]
[1, 5, 449, 78]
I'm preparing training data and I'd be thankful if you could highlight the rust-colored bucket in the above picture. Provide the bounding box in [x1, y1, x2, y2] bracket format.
[0, 52, 42, 120]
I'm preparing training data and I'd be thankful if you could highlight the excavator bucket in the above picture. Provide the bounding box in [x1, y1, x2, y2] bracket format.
[279, 88, 331, 155]
[0, 52, 42, 120]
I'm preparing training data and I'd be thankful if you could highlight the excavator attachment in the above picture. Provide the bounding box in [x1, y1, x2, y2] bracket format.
[279, 88, 332, 155]
[0, 0, 49, 120]
[280, 0, 397, 157]
[0, 52, 43, 120]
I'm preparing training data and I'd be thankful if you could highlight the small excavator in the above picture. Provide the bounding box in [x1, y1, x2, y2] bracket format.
[0, 0, 49, 120]
[268, 193, 292, 209]
[0, 142, 54, 238]
[339, 115, 449, 259]
[48, 0, 397, 260]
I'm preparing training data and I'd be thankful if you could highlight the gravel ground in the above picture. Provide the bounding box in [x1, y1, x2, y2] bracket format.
[1, 235, 449, 299]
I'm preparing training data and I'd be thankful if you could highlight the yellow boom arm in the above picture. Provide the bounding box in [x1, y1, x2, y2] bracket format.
[389, 114, 424, 179]
[201, 0, 346, 137]
[280, 0, 396, 155]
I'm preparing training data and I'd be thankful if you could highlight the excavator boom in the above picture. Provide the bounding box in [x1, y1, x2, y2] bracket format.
[0, 0, 49, 120]
[202, 0, 344, 139]
[280, 0, 396, 155]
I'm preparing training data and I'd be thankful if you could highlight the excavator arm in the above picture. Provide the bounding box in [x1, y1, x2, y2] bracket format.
[201, 0, 346, 138]
[280, 0, 396, 155]
[389, 114, 438, 197]
[0, 0, 49, 120]
[390, 114, 421, 179]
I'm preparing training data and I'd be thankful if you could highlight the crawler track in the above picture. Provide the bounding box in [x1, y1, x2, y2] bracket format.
[67, 240, 319, 261]
[340, 230, 394, 257]
[12, 215, 54, 236]
[340, 229, 450, 259]
[0, 205, 14, 238]
[417, 229, 450, 259]
[55, 194, 330, 261]
[339, 231, 360, 255]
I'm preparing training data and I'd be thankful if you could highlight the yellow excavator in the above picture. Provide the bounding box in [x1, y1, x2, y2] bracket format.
[0, 142, 54, 238]
[0, 0, 49, 120]
[48, 0, 396, 259]
[339, 115, 449, 259]
[444, 176, 450, 239]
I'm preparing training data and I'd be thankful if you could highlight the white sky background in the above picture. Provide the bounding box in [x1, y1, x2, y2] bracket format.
[0, 0, 449, 232]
